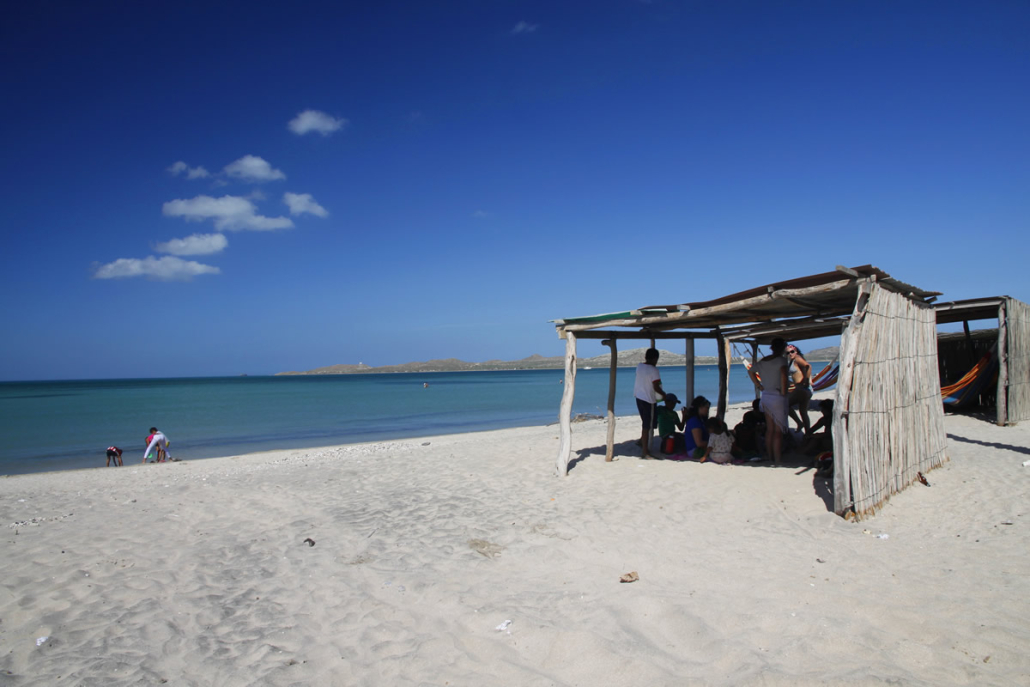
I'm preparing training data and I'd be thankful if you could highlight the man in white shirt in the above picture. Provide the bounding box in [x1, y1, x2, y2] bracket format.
[634, 348, 666, 459]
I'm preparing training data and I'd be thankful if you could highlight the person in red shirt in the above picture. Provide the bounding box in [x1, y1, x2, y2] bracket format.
[106, 446, 123, 467]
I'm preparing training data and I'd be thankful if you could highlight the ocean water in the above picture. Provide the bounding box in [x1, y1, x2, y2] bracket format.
[0, 365, 760, 475]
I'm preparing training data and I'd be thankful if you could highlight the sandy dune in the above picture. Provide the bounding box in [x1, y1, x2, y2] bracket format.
[1, 405, 1028, 686]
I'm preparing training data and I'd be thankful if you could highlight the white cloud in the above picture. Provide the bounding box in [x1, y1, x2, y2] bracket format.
[511, 21, 539, 34]
[93, 256, 220, 281]
[288, 110, 348, 136]
[222, 155, 286, 182]
[283, 192, 328, 217]
[167, 160, 211, 179]
[162, 194, 294, 231]
[472, 210, 489, 218]
[154, 233, 228, 256]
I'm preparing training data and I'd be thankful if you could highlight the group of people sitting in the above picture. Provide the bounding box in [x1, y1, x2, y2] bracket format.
[634, 341, 833, 470]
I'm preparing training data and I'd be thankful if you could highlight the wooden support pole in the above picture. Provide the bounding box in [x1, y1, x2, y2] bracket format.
[650, 337, 656, 349]
[603, 338, 618, 461]
[750, 341, 760, 400]
[717, 332, 729, 421]
[556, 332, 578, 476]
[684, 337, 695, 404]
[997, 301, 1009, 426]
[963, 320, 976, 369]
[833, 280, 873, 516]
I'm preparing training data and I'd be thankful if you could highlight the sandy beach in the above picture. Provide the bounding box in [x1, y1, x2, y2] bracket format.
[1, 403, 1028, 686]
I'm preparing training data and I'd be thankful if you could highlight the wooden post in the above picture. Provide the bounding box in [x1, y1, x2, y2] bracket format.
[833, 280, 873, 516]
[650, 336, 656, 350]
[717, 332, 729, 421]
[997, 301, 1009, 426]
[556, 332, 578, 476]
[751, 341, 760, 400]
[684, 337, 695, 403]
[602, 338, 618, 461]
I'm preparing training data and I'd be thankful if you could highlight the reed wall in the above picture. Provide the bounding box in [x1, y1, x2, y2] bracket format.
[834, 284, 948, 519]
[1005, 298, 1030, 423]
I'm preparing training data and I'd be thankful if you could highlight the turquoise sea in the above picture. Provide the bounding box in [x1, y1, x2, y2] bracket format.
[0, 365, 759, 475]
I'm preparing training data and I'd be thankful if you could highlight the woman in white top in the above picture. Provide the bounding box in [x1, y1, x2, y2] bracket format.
[749, 338, 790, 465]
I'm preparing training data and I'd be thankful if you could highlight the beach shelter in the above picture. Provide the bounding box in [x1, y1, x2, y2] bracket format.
[935, 297, 1030, 425]
[552, 265, 948, 521]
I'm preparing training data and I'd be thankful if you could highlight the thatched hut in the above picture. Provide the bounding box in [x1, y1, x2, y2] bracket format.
[552, 266, 948, 521]
[935, 297, 1030, 425]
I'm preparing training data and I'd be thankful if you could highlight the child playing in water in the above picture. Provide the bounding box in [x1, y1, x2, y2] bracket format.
[105, 446, 123, 467]
[701, 418, 733, 464]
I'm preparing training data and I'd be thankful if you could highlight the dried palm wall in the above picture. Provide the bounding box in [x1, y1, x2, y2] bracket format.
[1004, 298, 1030, 423]
[833, 283, 948, 519]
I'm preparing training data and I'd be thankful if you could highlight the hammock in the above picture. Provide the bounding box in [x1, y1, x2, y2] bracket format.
[811, 360, 839, 391]
[941, 348, 998, 407]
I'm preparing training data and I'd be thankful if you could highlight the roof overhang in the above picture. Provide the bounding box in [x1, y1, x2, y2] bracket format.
[934, 297, 1010, 325]
[554, 265, 940, 341]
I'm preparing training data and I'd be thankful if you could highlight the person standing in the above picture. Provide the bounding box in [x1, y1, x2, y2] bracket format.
[787, 344, 813, 432]
[749, 338, 790, 465]
[142, 427, 173, 464]
[634, 348, 666, 459]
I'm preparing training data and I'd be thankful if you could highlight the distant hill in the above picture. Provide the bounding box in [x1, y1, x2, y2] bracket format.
[802, 346, 839, 361]
[276, 344, 839, 376]
[279, 348, 721, 375]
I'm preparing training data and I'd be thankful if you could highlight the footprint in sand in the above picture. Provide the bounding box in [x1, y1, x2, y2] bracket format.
[468, 539, 504, 558]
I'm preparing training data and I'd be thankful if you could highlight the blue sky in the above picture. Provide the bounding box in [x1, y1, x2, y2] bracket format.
[1, 1, 1027, 380]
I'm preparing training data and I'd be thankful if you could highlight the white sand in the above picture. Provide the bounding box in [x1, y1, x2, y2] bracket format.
[1, 404, 1028, 686]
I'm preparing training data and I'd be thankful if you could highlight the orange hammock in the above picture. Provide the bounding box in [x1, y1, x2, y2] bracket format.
[941, 349, 998, 406]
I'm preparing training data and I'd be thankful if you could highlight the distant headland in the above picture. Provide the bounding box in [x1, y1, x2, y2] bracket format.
[276, 346, 838, 376]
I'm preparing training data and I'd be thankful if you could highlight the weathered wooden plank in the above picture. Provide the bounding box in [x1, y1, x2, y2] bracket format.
[603, 338, 618, 462]
[717, 332, 729, 420]
[684, 338, 695, 404]
[833, 280, 871, 516]
[556, 332, 577, 477]
[998, 300, 1008, 426]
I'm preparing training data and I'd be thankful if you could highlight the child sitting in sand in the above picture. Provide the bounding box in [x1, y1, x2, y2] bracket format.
[732, 399, 765, 458]
[800, 399, 834, 456]
[656, 393, 686, 454]
[700, 418, 733, 464]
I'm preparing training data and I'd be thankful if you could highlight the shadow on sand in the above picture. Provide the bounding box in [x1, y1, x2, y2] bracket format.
[569, 441, 837, 513]
[948, 432, 1030, 457]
